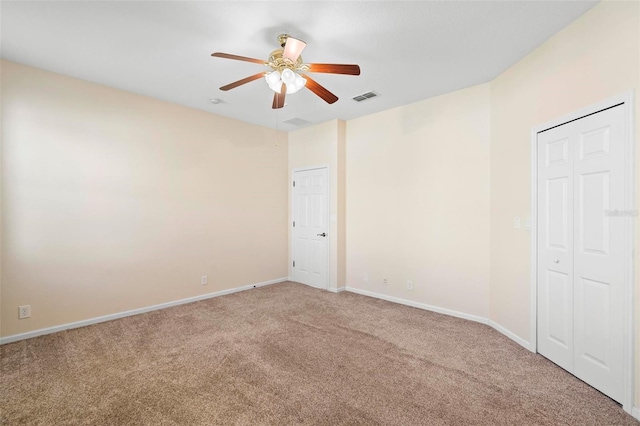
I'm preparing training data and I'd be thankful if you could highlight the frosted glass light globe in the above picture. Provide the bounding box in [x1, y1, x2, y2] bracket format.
[285, 74, 306, 94]
[270, 81, 283, 93]
[265, 71, 283, 92]
[265, 71, 280, 86]
[281, 68, 296, 86]
[295, 74, 307, 91]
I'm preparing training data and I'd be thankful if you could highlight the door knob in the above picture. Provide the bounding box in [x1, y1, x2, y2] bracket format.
[317, 233, 326, 237]
[553, 258, 559, 263]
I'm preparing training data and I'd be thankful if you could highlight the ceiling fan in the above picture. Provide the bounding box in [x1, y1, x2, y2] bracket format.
[212, 34, 361, 109]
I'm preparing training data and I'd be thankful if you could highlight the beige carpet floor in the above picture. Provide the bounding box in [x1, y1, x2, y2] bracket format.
[1, 281, 637, 425]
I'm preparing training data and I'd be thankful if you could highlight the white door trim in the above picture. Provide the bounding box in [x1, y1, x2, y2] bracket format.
[530, 90, 635, 413]
[291, 165, 330, 290]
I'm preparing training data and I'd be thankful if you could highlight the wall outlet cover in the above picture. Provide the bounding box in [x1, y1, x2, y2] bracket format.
[18, 305, 31, 319]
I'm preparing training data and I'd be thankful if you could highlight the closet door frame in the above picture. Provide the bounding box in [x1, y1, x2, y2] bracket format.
[529, 90, 635, 414]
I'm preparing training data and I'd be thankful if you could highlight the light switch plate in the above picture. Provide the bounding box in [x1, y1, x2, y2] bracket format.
[514, 217, 521, 229]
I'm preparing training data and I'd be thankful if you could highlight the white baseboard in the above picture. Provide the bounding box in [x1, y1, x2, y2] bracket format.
[345, 286, 489, 325]
[2, 279, 533, 354]
[0, 277, 287, 345]
[344, 286, 532, 351]
[632, 407, 640, 420]
[487, 320, 532, 351]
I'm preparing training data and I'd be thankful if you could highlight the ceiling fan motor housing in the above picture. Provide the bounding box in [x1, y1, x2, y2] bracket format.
[268, 49, 305, 72]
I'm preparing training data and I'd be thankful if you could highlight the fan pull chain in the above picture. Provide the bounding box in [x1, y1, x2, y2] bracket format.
[275, 106, 280, 147]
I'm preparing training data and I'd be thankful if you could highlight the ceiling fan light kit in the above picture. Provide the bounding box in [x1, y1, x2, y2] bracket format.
[265, 69, 307, 95]
[212, 34, 361, 109]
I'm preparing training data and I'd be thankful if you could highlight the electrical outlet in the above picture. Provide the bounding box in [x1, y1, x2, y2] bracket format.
[18, 305, 31, 319]
[201, 275, 208, 285]
[407, 280, 413, 291]
[383, 278, 388, 285]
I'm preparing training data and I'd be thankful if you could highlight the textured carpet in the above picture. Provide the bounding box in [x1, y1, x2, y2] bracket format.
[1, 281, 636, 425]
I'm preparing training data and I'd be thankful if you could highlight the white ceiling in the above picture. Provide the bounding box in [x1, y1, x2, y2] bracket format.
[1, 1, 597, 131]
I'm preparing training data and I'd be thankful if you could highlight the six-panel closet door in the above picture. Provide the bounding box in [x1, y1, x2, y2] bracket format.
[537, 105, 625, 403]
[292, 167, 329, 289]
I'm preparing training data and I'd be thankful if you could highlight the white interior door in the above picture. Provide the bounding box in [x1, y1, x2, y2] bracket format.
[292, 168, 328, 289]
[537, 122, 575, 373]
[572, 106, 625, 402]
[537, 104, 626, 403]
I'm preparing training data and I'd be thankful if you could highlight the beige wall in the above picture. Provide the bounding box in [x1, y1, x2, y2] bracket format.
[346, 83, 492, 318]
[1, 60, 288, 337]
[288, 119, 346, 291]
[489, 0, 640, 341]
[336, 120, 347, 289]
[489, 0, 640, 405]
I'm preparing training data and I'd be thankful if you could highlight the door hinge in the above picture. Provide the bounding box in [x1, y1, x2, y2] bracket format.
[293, 260, 296, 267]
[293, 221, 295, 227]
[293, 181, 296, 187]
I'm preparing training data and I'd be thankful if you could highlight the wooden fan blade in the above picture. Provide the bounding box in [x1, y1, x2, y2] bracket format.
[211, 52, 266, 65]
[282, 36, 306, 61]
[307, 63, 360, 75]
[302, 75, 338, 104]
[219, 72, 266, 91]
[272, 84, 286, 109]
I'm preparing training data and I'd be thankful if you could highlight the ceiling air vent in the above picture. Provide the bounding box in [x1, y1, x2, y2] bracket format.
[283, 117, 312, 126]
[352, 91, 379, 102]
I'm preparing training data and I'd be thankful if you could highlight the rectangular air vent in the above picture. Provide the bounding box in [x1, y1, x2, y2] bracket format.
[352, 91, 379, 102]
[283, 117, 312, 126]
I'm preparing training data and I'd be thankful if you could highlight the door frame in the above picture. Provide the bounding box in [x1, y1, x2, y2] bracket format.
[291, 165, 330, 290]
[529, 90, 635, 413]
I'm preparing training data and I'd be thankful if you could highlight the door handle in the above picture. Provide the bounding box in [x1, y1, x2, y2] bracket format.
[317, 233, 327, 237]
[553, 258, 559, 263]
